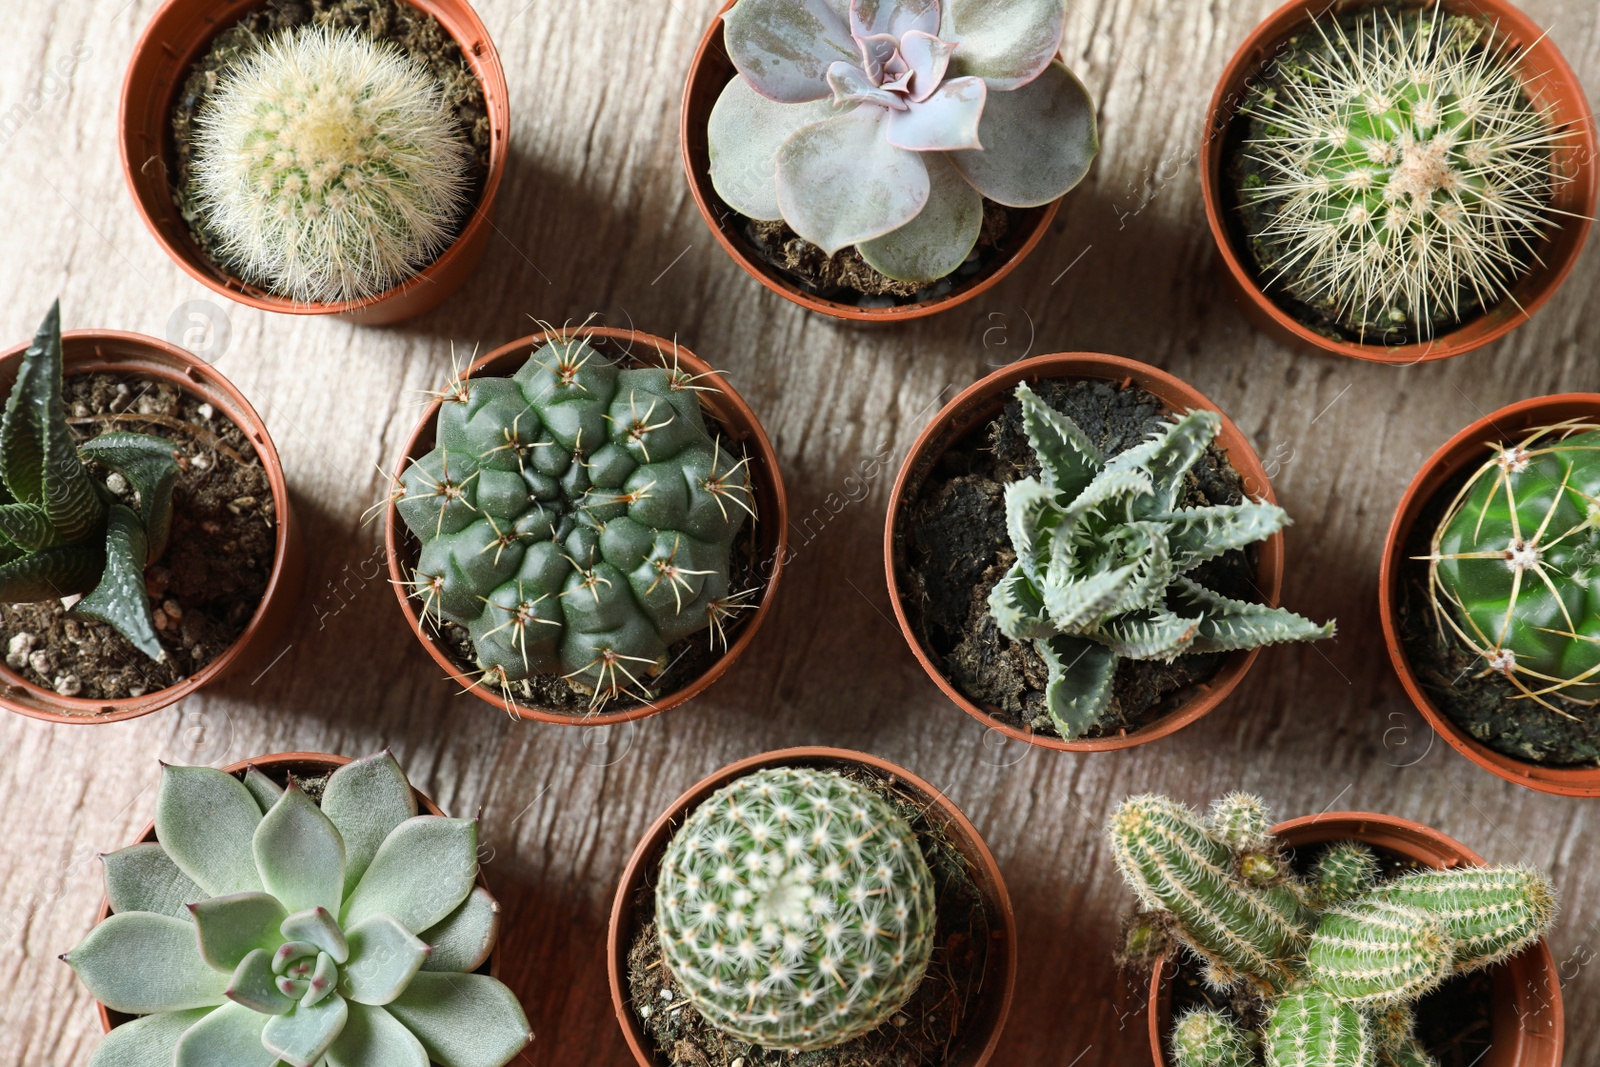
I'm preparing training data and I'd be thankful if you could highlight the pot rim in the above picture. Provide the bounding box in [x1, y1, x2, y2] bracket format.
[1145, 810, 1563, 1067]
[0, 329, 301, 724]
[1198, 0, 1598, 363]
[383, 326, 788, 726]
[1379, 391, 1600, 796]
[884, 351, 1286, 752]
[118, 0, 510, 321]
[679, 0, 1065, 323]
[605, 745, 1017, 1067]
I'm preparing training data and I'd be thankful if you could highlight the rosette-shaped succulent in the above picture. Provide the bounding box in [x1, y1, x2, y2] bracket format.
[396, 335, 754, 706]
[655, 766, 936, 1050]
[63, 754, 530, 1067]
[709, 0, 1098, 283]
[1428, 420, 1600, 707]
[987, 383, 1333, 739]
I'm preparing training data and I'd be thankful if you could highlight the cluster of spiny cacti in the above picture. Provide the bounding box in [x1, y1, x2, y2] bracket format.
[193, 25, 473, 303]
[986, 383, 1334, 739]
[709, 0, 1098, 284]
[63, 752, 531, 1067]
[1239, 9, 1561, 342]
[1428, 418, 1600, 708]
[0, 302, 181, 660]
[1108, 794, 1558, 1067]
[395, 334, 755, 706]
[654, 766, 937, 1050]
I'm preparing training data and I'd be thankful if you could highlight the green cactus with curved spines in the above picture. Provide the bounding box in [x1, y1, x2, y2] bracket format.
[1209, 793, 1275, 852]
[395, 335, 755, 706]
[1368, 865, 1559, 973]
[654, 766, 936, 1051]
[1311, 844, 1381, 909]
[1239, 9, 1561, 342]
[1174, 1007, 1257, 1067]
[988, 383, 1334, 739]
[1303, 900, 1452, 1009]
[0, 302, 181, 660]
[1428, 420, 1600, 709]
[1265, 991, 1372, 1067]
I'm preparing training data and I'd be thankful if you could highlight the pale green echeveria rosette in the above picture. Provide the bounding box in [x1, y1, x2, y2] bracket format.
[63, 753, 531, 1067]
[709, 0, 1099, 284]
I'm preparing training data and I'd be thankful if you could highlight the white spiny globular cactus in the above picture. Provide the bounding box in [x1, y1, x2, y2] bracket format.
[654, 766, 937, 1051]
[1240, 10, 1562, 341]
[194, 25, 473, 303]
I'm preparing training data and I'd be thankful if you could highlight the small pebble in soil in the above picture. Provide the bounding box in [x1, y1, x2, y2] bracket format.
[54, 674, 82, 697]
[59, 594, 81, 611]
[6, 632, 34, 668]
[146, 568, 170, 599]
[28, 650, 53, 675]
[104, 471, 129, 495]
[192, 453, 212, 472]
[197, 403, 214, 421]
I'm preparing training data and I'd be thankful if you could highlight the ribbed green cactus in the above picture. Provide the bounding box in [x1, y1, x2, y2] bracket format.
[1107, 794, 1558, 1067]
[988, 383, 1334, 739]
[1174, 1007, 1256, 1067]
[654, 766, 936, 1051]
[395, 335, 755, 707]
[1428, 420, 1600, 709]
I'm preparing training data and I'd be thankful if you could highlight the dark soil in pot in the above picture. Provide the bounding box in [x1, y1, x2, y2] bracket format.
[168, 0, 491, 282]
[0, 374, 276, 701]
[1395, 466, 1600, 766]
[623, 763, 991, 1067]
[898, 378, 1257, 741]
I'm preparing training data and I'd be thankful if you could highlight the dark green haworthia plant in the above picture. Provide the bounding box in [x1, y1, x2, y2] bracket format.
[987, 383, 1334, 739]
[1107, 794, 1558, 1067]
[63, 752, 532, 1067]
[0, 302, 181, 658]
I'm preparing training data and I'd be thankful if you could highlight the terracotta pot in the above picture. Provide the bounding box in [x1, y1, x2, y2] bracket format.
[607, 746, 1016, 1067]
[885, 352, 1285, 751]
[384, 326, 788, 725]
[120, 0, 509, 325]
[1147, 812, 1563, 1067]
[1380, 392, 1600, 796]
[681, 1, 1064, 323]
[1199, 0, 1597, 363]
[94, 751, 503, 1034]
[0, 331, 304, 724]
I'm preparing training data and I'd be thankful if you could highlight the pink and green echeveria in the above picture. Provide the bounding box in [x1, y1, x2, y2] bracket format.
[62, 753, 531, 1067]
[709, 0, 1099, 284]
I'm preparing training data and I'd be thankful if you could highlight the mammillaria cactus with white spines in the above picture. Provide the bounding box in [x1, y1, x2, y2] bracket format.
[193, 25, 473, 303]
[654, 766, 936, 1050]
[62, 753, 531, 1067]
[986, 383, 1333, 740]
[708, 0, 1099, 284]
[395, 334, 755, 707]
[1107, 794, 1558, 1067]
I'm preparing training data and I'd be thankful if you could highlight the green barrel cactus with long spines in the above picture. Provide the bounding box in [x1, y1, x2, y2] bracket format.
[654, 766, 936, 1051]
[1106, 793, 1558, 1067]
[0, 302, 182, 660]
[1428, 420, 1600, 707]
[988, 383, 1334, 739]
[396, 334, 755, 706]
[1239, 9, 1561, 342]
[62, 753, 531, 1067]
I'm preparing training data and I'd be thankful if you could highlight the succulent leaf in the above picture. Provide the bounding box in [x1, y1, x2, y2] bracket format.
[341, 817, 477, 934]
[708, 77, 835, 220]
[87, 1007, 212, 1067]
[986, 561, 1053, 641]
[343, 916, 429, 1005]
[939, 0, 1065, 90]
[254, 784, 347, 917]
[66, 912, 228, 1015]
[776, 106, 931, 253]
[191, 893, 290, 972]
[103, 843, 203, 921]
[227, 949, 296, 1015]
[280, 908, 349, 963]
[155, 766, 266, 897]
[386, 972, 534, 1067]
[1174, 578, 1338, 653]
[419, 886, 500, 973]
[174, 1001, 275, 1067]
[320, 752, 418, 897]
[1095, 610, 1201, 660]
[75, 503, 163, 659]
[724, 0, 856, 102]
[0, 501, 56, 550]
[326, 1004, 429, 1067]
[884, 75, 986, 150]
[1039, 633, 1116, 738]
[261, 992, 348, 1067]
[0, 537, 105, 601]
[948, 61, 1098, 206]
[241, 766, 285, 814]
[857, 153, 983, 281]
[1016, 382, 1101, 495]
[1162, 502, 1290, 570]
[79, 433, 181, 561]
[852, 0, 939, 39]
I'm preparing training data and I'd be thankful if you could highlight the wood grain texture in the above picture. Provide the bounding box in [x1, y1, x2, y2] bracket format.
[0, 0, 1597, 1064]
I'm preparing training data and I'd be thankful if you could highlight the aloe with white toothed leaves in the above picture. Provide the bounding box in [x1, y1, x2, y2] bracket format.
[987, 383, 1334, 739]
[707, 0, 1098, 285]
[65, 752, 530, 1067]
[0, 302, 181, 659]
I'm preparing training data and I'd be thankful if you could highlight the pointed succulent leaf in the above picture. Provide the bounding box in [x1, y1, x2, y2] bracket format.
[1037, 634, 1117, 740]
[190, 892, 290, 972]
[851, 0, 938, 38]
[103, 843, 204, 921]
[79, 432, 182, 561]
[828, 61, 908, 110]
[342, 816, 478, 935]
[386, 972, 532, 1067]
[857, 153, 983, 282]
[327, 1003, 429, 1067]
[1161, 502, 1289, 571]
[1094, 610, 1201, 661]
[254, 783, 347, 916]
[949, 61, 1098, 206]
[1016, 382, 1102, 496]
[65, 912, 228, 1014]
[723, 0, 856, 103]
[282, 907, 350, 963]
[75, 503, 162, 660]
[343, 915, 430, 1005]
[898, 30, 956, 100]
[775, 106, 931, 255]
[1003, 478, 1058, 575]
[262, 993, 349, 1067]
[1102, 409, 1220, 517]
[304, 952, 340, 1008]
[940, 0, 1065, 89]
[241, 766, 284, 814]
[885, 76, 987, 151]
[708, 76, 836, 221]
[225, 948, 296, 1015]
[174, 1001, 276, 1067]
[1064, 465, 1154, 523]
[986, 561, 1053, 642]
[1103, 522, 1176, 618]
[1041, 562, 1139, 633]
[1175, 578, 1336, 652]
[1264, 990, 1372, 1067]
[0, 537, 105, 601]
[419, 886, 501, 973]
[0, 501, 55, 550]
[322, 751, 419, 898]
[154, 765, 265, 897]
[87, 1007, 212, 1067]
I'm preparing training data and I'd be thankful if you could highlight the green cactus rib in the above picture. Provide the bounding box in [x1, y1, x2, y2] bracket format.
[1172, 1007, 1256, 1067]
[654, 766, 936, 1051]
[1303, 899, 1453, 1009]
[1428, 420, 1600, 707]
[396, 336, 755, 706]
[1264, 990, 1372, 1067]
[1310, 843, 1381, 909]
[1367, 866, 1558, 973]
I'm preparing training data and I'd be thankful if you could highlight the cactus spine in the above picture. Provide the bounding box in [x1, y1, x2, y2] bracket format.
[1265, 991, 1372, 1067]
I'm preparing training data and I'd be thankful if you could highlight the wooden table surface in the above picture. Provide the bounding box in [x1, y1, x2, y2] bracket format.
[2, 0, 1599, 1063]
